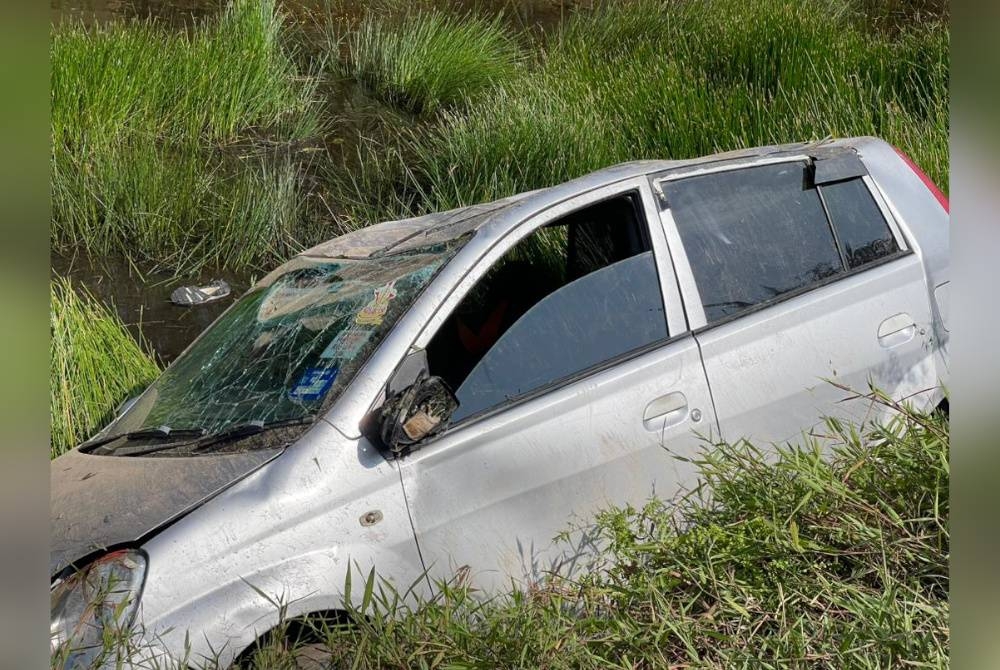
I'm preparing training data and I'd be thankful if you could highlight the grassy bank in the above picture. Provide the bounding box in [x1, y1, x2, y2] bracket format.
[333, 0, 948, 223]
[50, 0, 321, 274]
[341, 9, 523, 115]
[241, 398, 948, 668]
[50, 278, 160, 458]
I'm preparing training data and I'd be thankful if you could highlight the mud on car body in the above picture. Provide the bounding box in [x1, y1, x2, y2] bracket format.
[50, 137, 949, 668]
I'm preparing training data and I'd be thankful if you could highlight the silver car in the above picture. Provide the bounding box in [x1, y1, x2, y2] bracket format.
[51, 136, 949, 668]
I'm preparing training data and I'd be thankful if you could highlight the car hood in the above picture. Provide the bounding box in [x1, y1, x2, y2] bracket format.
[50, 447, 281, 576]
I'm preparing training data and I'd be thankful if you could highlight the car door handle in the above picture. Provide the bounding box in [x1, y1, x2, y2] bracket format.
[877, 313, 917, 348]
[643, 392, 688, 431]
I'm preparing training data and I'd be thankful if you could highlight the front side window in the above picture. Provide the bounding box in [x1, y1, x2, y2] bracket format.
[662, 161, 846, 323]
[95, 239, 466, 454]
[426, 193, 669, 423]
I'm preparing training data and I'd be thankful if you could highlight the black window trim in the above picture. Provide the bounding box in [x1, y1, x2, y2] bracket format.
[656, 159, 913, 333]
[814, 173, 852, 271]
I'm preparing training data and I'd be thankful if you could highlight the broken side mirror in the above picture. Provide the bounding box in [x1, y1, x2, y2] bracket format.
[378, 373, 458, 455]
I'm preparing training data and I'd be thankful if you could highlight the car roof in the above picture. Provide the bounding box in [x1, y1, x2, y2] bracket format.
[285, 136, 873, 266]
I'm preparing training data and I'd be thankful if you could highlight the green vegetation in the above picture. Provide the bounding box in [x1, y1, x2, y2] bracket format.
[48, 0, 950, 267]
[240, 397, 949, 669]
[48, 3, 950, 664]
[341, 9, 523, 115]
[51, 143, 308, 273]
[50, 0, 320, 274]
[50, 277, 160, 458]
[50, 0, 318, 147]
[336, 0, 948, 221]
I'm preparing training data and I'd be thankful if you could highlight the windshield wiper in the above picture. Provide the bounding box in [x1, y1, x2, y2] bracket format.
[81, 426, 206, 454]
[114, 416, 316, 457]
[190, 420, 269, 451]
[191, 416, 316, 453]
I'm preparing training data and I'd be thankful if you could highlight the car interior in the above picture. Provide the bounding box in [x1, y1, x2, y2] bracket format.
[425, 193, 651, 393]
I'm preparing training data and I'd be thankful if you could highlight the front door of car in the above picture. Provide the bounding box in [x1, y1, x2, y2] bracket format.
[654, 157, 939, 446]
[395, 179, 717, 593]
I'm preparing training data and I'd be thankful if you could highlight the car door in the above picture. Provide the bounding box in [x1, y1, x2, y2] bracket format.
[395, 179, 717, 592]
[653, 155, 939, 447]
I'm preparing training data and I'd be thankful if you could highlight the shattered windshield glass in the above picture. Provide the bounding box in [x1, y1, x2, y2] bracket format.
[96, 239, 465, 455]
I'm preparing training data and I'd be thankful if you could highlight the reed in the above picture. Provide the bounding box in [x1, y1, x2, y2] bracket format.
[341, 9, 522, 115]
[50, 277, 160, 458]
[50, 0, 321, 274]
[335, 0, 948, 221]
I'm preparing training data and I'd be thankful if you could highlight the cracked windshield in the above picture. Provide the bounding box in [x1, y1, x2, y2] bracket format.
[96, 241, 463, 454]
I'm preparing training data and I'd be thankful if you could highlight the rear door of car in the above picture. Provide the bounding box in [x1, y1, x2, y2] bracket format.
[395, 178, 717, 593]
[652, 153, 939, 446]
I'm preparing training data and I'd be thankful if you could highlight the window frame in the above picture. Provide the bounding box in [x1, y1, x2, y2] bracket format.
[406, 178, 689, 432]
[651, 157, 913, 332]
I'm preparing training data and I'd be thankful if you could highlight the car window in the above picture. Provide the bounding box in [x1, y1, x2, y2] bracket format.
[819, 178, 900, 269]
[662, 161, 845, 324]
[454, 252, 665, 419]
[425, 193, 668, 422]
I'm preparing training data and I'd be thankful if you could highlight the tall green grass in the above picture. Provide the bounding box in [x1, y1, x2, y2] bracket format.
[240, 397, 949, 668]
[340, 9, 523, 115]
[50, 277, 160, 458]
[52, 141, 308, 272]
[51, 0, 319, 148]
[336, 0, 949, 222]
[50, 0, 321, 274]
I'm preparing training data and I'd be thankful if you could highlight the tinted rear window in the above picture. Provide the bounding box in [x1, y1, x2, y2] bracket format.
[820, 178, 900, 269]
[663, 162, 844, 323]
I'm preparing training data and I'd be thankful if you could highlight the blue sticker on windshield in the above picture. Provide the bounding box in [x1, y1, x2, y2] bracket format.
[289, 367, 338, 402]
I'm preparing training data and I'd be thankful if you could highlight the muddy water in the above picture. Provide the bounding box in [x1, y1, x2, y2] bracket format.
[51, 251, 252, 364]
[51, 0, 224, 26]
[51, 0, 577, 28]
[50, 0, 574, 363]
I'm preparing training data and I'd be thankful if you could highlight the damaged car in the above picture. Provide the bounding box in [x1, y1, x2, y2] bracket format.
[51, 136, 950, 668]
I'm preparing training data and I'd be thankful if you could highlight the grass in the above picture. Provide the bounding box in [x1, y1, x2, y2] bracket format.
[235, 394, 949, 669]
[333, 0, 949, 223]
[52, 141, 308, 273]
[50, 277, 160, 459]
[50, 0, 322, 275]
[50, 0, 949, 264]
[339, 9, 523, 115]
[50, 0, 319, 148]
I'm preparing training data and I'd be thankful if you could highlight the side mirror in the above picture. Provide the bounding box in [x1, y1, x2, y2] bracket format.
[378, 373, 458, 455]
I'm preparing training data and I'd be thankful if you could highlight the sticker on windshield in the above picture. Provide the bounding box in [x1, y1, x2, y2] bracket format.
[320, 327, 370, 360]
[355, 280, 397, 326]
[289, 367, 339, 402]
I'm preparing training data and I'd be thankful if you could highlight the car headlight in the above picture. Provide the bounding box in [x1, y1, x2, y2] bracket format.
[50, 550, 147, 669]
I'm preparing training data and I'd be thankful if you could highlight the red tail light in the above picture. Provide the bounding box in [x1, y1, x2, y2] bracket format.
[893, 146, 949, 214]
